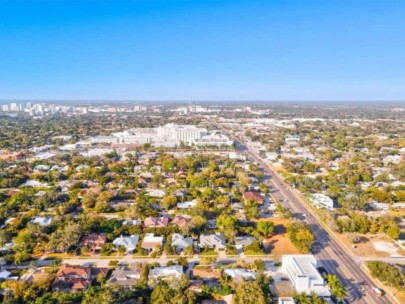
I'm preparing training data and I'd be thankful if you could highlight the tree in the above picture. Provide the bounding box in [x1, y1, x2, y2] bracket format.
[366, 261, 405, 291]
[117, 246, 127, 256]
[244, 199, 259, 219]
[252, 259, 266, 272]
[294, 292, 327, 304]
[325, 274, 346, 301]
[216, 214, 237, 239]
[161, 196, 177, 210]
[233, 280, 266, 304]
[287, 222, 314, 253]
[150, 281, 178, 304]
[386, 221, 400, 239]
[257, 221, 274, 237]
[47, 222, 82, 252]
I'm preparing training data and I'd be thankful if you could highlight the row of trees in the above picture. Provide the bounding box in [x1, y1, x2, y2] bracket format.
[366, 261, 405, 292]
[333, 213, 401, 239]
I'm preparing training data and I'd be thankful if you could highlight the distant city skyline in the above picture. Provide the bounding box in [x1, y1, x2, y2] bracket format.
[1, 1, 405, 101]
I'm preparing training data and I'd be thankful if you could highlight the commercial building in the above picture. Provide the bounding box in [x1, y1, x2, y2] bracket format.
[282, 255, 330, 297]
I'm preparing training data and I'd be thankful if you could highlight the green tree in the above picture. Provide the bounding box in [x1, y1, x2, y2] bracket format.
[386, 221, 400, 239]
[257, 221, 274, 237]
[233, 280, 266, 304]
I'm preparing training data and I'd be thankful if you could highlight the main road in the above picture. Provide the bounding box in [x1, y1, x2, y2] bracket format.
[219, 126, 393, 304]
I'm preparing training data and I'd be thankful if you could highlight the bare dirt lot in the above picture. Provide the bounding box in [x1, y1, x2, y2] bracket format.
[261, 217, 301, 256]
[340, 233, 405, 258]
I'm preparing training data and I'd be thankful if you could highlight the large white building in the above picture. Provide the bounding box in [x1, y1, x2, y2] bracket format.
[193, 131, 234, 147]
[282, 255, 330, 297]
[90, 124, 232, 148]
[157, 123, 208, 144]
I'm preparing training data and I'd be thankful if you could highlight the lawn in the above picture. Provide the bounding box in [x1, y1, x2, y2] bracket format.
[199, 248, 219, 257]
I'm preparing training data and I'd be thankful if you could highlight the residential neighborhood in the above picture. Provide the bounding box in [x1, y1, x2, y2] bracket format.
[0, 103, 403, 304]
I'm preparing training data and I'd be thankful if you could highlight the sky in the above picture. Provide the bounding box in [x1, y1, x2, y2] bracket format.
[0, 0, 405, 102]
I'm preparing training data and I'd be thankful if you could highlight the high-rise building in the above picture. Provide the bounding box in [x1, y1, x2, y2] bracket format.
[10, 103, 18, 112]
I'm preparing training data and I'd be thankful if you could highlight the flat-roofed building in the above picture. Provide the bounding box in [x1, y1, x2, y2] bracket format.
[282, 255, 330, 297]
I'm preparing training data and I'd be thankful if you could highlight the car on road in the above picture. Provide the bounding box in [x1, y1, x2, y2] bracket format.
[370, 287, 383, 297]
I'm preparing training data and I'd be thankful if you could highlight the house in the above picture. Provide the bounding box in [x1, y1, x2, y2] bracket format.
[148, 265, 183, 286]
[20, 268, 52, 284]
[144, 216, 169, 228]
[177, 199, 197, 209]
[146, 189, 165, 198]
[278, 297, 295, 304]
[52, 266, 92, 292]
[112, 235, 140, 253]
[199, 233, 226, 251]
[224, 268, 256, 281]
[310, 193, 335, 210]
[0, 270, 11, 281]
[141, 233, 164, 252]
[243, 191, 264, 205]
[171, 233, 193, 252]
[34, 164, 51, 172]
[81, 233, 107, 253]
[31, 216, 53, 226]
[234, 236, 257, 250]
[172, 215, 191, 227]
[187, 279, 204, 293]
[282, 255, 330, 297]
[192, 268, 221, 279]
[108, 263, 142, 287]
[122, 219, 142, 226]
[173, 189, 187, 197]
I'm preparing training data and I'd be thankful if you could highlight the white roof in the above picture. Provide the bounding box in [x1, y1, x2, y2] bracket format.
[278, 297, 295, 304]
[31, 216, 53, 226]
[282, 255, 330, 297]
[0, 270, 11, 279]
[143, 233, 163, 243]
[149, 265, 183, 278]
[224, 268, 256, 280]
[171, 233, 193, 249]
[113, 235, 139, 249]
[177, 199, 197, 209]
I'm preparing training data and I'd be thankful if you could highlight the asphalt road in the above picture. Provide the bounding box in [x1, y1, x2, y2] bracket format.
[229, 136, 393, 304]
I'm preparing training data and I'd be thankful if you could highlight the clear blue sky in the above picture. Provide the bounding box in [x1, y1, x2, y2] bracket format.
[1, 0, 405, 101]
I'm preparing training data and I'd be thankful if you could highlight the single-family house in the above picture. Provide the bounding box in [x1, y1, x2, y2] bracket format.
[171, 233, 193, 252]
[199, 233, 226, 251]
[31, 216, 53, 227]
[224, 268, 256, 281]
[146, 189, 165, 198]
[192, 268, 221, 279]
[81, 233, 107, 253]
[148, 265, 183, 286]
[177, 199, 197, 209]
[52, 266, 94, 292]
[234, 236, 257, 250]
[243, 191, 264, 205]
[144, 216, 169, 228]
[108, 263, 142, 287]
[172, 215, 191, 227]
[112, 235, 140, 253]
[141, 233, 164, 252]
